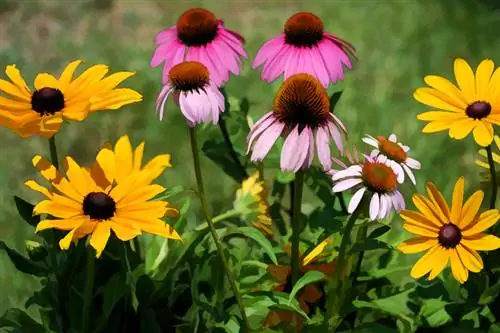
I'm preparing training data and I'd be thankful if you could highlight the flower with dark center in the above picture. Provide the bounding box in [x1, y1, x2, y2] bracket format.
[247, 73, 347, 172]
[363, 133, 421, 185]
[151, 8, 247, 86]
[0, 61, 142, 138]
[83, 192, 116, 221]
[415, 58, 500, 147]
[155, 61, 224, 127]
[252, 11, 356, 87]
[29, 135, 181, 258]
[330, 153, 405, 221]
[398, 177, 500, 284]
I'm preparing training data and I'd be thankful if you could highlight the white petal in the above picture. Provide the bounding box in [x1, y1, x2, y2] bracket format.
[403, 163, 417, 185]
[331, 165, 362, 181]
[389, 160, 405, 184]
[389, 133, 397, 142]
[369, 193, 380, 221]
[378, 154, 387, 163]
[362, 136, 379, 148]
[406, 157, 421, 169]
[332, 178, 363, 192]
[348, 187, 366, 213]
[370, 149, 380, 158]
[402, 145, 410, 152]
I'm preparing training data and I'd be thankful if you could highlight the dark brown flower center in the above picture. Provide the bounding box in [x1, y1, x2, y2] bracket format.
[83, 192, 116, 221]
[466, 101, 491, 120]
[377, 136, 407, 163]
[438, 223, 462, 248]
[168, 61, 210, 92]
[31, 87, 65, 116]
[176, 8, 219, 47]
[361, 162, 397, 193]
[273, 73, 330, 130]
[284, 12, 324, 48]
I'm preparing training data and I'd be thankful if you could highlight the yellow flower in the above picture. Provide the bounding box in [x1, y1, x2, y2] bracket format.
[0, 60, 142, 138]
[27, 135, 180, 257]
[397, 177, 500, 284]
[234, 172, 273, 237]
[414, 58, 500, 147]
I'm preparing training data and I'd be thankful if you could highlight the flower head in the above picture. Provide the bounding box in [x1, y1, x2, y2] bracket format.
[414, 58, 500, 147]
[330, 152, 405, 221]
[27, 135, 181, 257]
[252, 12, 356, 87]
[234, 172, 273, 237]
[0, 61, 142, 138]
[151, 8, 247, 86]
[155, 61, 224, 127]
[247, 73, 346, 172]
[476, 134, 500, 185]
[362, 133, 421, 185]
[397, 177, 500, 284]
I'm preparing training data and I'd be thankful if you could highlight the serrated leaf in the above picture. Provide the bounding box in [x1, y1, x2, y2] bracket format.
[288, 270, 325, 301]
[368, 225, 391, 239]
[225, 227, 278, 265]
[0, 241, 47, 276]
[102, 274, 127, 319]
[350, 239, 392, 254]
[0, 308, 45, 332]
[329, 91, 343, 112]
[14, 196, 40, 227]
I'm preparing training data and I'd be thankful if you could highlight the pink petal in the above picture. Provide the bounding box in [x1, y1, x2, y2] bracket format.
[369, 193, 380, 221]
[333, 178, 363, 192]
[261, 44, 291, 82]
[218, 28, 248, 58]
[305, 126, 315, 169]
[327, 120, 344, 155]
[348, 187, 366, 213]
[161, 46, 186, 84]
[284, 47, 299, 79]
[406, 157, 421, 169]
[155, 27, 177, 45]
[310, 46, 330, 87]
[389, 133, 397, 142]
[246, 112, 276, 152]
[179, 93, 196, 125]
[251, 122, 285, 161]
[211, 39, 241, 75]
[253, 36, 285, 68]
[316, 126, 332, 170]
[331, 165, 362, 181]
[280, 126, 302, 171]
[205, 43, 229, 85]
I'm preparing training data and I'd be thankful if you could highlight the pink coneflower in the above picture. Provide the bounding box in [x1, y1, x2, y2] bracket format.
[155, 61, 224, 127]
[362, 134, 421, 185]
[247, 73, 346, 172]
[151, 8, 248, 87]
[252, 12, 356, 87]
[329, 151, 405, 221]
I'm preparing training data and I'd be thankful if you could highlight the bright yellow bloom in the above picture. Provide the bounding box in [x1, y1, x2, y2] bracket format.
[398, 177, 500, 284]
[0, 60, 142, 138]
[234, 172, 273, 237]
[27, 135, 180, 257]
[414, 58, 500, 147]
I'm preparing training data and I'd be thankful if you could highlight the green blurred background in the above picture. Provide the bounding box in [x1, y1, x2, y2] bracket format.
[0, 0, 498, 317]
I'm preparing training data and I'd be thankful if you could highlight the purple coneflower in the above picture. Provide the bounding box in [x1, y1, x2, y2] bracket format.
[155, 61, 224, 127]
[252, 12, 356, 87]
[151, 8, 247, 87]
[247, 73, 346, 172]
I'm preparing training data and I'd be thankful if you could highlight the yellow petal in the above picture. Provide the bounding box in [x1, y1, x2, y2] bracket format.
[454, 58, 475, 102]
[135, 219, 181, 240]
[488, 65, 500, 97]
[303, 238, 330, 266]
[450, 177, 464, 225]
[403, 223, 438, 237]
[423, 75, 468, 107]
[449, 118, 476, 140]
[410, 244, 442, 279]
[34, 73, 60, 91]
[462, 233, 500, 251]
[425, 182, 450, 222]
[475, 59, 494, 100]
[462, 209, 500, 236]
[33, 199, 80, 218]
[67, 64, 109, 99]
[36, 215, 88, 232]
[62, 156, 95, 195]
[412, 194, 445, 226]
[62, 101, 90, 121]
[73, 221, 97, 240]
[421, 121, 453, 133]
[0, 95, 32, 111]
[59, 227, 80, 250]
[117, 201, 172, 218]
[109, 220, 142, 241]
[89, 88, 142, 111]
[0, 72, 31, 101]
[95, 147, 115, 184]
[456, 244, 483, 273]
[109, 171, 144, 202]
[133, 142, 145, 170]
[90, 223, 111, 258]
[397, 237, 437, 254]
[94, 71, 136, 92]
[459, 190, 484, 229]
[472, 120, 494, 147]
[414, 88, 465, 113]
[5, 65, 30, 95]
[400, 209, 440, 231]
[116, 184, 165, 207]
[449, 248, 468, 284]
[114, 135, 133, 184]
[416, 111, 466, 121]
[428, 248, 450, 280]
[25, 179, 52, 198]
[59, 60, 83, 86]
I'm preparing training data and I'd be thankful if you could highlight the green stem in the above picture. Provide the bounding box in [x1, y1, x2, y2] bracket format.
[219, 116, 248, 181]
[290, 171, 305, 286]
[194, 209, 241, 231]
[48, 136, 59, 170]
[188, 127, 250, 332]
[82, 251, 95, 333]
[486, 145, 497, 210]
[337, 193, 348, 214]
[352, 223, 368, 284]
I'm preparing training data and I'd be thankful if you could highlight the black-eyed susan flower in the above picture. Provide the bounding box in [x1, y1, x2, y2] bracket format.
[362, 133, 421, 185]
[476, 134, 500, 184]
[247, 73, 346, 172]
[234, 172, 273, 237]
[26, 135, 181, 257]
[329, 147, 405, 221]
[0, 61, 142, 138]
[155, 61, 224, 126]
[398, 177, 500, 284]
[414, 58, 500, 147]
[264, 239, 335, 329]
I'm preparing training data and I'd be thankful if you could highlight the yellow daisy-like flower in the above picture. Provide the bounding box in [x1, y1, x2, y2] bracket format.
[397, 177, 500, 284]
[414, 58, 500, 147]
[0, 60, 142, 138]
[234, 172, 273, 237]
[27, 135, 181, 257]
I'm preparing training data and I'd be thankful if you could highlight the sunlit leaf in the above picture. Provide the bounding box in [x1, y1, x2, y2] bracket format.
[288, 270, 326, 301]
[224, 227, 278, 265]
[0, 308, 45, 332]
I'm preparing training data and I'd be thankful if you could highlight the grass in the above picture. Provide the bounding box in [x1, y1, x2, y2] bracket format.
[0, 0, 498, 318]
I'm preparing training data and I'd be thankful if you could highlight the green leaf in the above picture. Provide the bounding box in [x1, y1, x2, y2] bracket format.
[102, 274, 127, 319]
[139, 309, 162, 333]
[305, 166, 336, 205]
[225, 227, 278, 265]
[479, 276, 500, 305]
[14, 196, 40, 227]
[0, 308, 45, 332]
[420, 298, 452, 327]
[276, 171, 295, 184]
[368, 225, 391, 239]
[329, 91, 343, 112]
[350, 239, 392, 254]
[202, 139, 245, 183]
[160, 185, 186, 199]
[288, 270, 326, 301]
[348, 322, 399, 333]
[0, 241, 47, 276]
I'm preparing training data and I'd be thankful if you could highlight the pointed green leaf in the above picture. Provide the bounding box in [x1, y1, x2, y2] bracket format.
[14, 196, 40, 227]
[479, 276, 500, 305]
[225, 227, 278, 265]
[0, 241, 47, 276]
[202, 139, 246, 182]
[329, 91, 343, 112]
[288, 270, 326, 301]
[0, 308, 45, 332]
[368, 225, 391, 239]
[102, 274, 127, 319]
[349, 239, 392, 254]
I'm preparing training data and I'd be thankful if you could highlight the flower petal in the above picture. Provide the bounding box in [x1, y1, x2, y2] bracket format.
[449, 248, 468, 284]
[410, 244, 442, 279]
[459, 190, 484, 229]
[461, 233, 500, 251]
[397, 237, 437, 254]
[454, 58, 475, 102]
[450, 177, 464, 225]
[90, 223, 111, 258]
[456, 244, 483, 273]
[462, 209, 500, 236]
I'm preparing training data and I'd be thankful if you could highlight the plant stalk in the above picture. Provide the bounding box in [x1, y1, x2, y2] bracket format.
[290, 171, 305, 286]
[486, 144, 497, 209]
[82, 251, 95, 333]
[48, 136, 59, 170]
